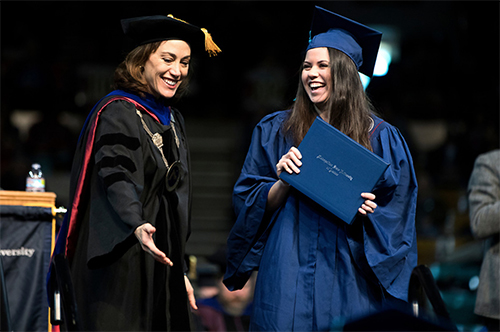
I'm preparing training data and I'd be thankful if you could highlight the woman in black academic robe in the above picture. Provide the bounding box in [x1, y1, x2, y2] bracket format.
[48, 14, 220, 331]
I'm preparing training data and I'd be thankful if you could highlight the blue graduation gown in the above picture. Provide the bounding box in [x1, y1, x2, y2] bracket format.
[224, 110, 418, 331]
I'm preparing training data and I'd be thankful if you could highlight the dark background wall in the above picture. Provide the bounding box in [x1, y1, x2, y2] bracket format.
[1, 2, 499, 325]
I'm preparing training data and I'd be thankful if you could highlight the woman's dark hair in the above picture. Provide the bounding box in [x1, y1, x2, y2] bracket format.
[283, 48, 375, 151]
[113, 41, 192, 100]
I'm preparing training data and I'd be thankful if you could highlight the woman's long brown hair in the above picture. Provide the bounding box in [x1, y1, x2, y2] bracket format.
[283, 48, 376, 151]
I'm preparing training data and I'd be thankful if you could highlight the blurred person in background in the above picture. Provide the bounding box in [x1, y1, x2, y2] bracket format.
[468, 149, 500, 332]
[195, 246, 254, 332]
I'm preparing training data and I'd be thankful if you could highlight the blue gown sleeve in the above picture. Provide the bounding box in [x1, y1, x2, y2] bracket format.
[359, 123, 418, 301]
[224, 112, 290, 290]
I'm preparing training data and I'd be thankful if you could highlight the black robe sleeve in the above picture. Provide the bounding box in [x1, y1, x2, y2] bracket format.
[86, 100, 163, 268]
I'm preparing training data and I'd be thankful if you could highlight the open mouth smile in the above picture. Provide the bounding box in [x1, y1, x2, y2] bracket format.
[309, 82, 325, 91]
[163, 78, 179, 88]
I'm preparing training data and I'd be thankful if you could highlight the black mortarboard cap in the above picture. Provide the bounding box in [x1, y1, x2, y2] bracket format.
[307, 6, 382, 77]
[121, 14, 221, 57]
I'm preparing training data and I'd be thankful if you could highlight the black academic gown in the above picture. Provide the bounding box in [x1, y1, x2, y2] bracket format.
[67, 94, 192, 331]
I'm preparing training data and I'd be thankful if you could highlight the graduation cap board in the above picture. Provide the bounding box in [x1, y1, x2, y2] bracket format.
[121, 14, 221, 57]
[307, 6, 382, 77]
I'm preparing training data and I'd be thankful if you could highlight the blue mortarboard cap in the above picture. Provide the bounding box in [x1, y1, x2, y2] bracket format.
[121, 15, 221, 57]
[307, 6, 382, 77]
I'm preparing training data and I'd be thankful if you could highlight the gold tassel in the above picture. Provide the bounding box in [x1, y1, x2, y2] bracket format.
[201, 28, 222, 57]
[167, 14, 221, 57]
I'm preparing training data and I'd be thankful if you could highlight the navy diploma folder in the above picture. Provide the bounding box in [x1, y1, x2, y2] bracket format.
[279, 116, 389, 224]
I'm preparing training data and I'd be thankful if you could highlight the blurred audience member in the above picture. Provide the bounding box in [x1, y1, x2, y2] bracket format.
[468, 149, 500, 331]
[194, 246, 254, 331]
[195, 263, 220, 300]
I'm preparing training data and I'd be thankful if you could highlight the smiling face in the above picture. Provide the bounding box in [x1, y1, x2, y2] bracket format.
[143, 40, 191, 99]
[301, 47, 332, 112]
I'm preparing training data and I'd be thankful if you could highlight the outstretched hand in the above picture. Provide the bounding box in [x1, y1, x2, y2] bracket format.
[134, 223, 173, 266]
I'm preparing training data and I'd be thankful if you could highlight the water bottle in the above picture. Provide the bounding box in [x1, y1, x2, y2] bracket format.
[26, 163, 45, 192]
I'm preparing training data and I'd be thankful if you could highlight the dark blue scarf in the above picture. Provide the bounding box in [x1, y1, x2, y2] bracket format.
[107, 89, 171, 125]
[79, 89, 172, 142]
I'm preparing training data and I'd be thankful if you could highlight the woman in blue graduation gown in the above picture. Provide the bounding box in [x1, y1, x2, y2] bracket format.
[224, 7, 418, 331]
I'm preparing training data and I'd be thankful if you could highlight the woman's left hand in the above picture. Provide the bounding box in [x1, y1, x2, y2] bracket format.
[185, 275, 198, 310]
[358, 193, 377, 215]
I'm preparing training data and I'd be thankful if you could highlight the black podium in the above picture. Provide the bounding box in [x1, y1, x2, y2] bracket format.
[0, 191, 57, 332]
